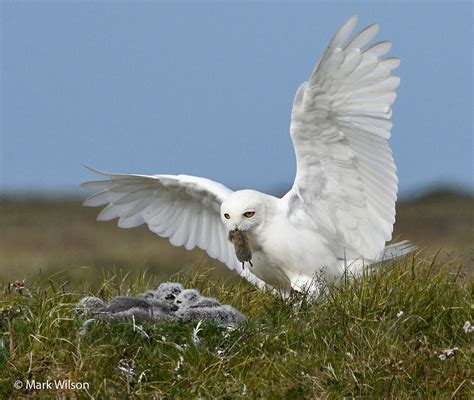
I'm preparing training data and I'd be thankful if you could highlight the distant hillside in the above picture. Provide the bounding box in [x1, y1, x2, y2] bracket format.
[1, 188, 472, 283]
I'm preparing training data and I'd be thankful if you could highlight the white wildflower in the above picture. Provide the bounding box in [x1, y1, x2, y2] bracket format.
[438, 347, 459, 360]
[174, 355, 184, 373]
[223, 326, 236, 339]
[346, 352, 354, 360]
[463, 321, 474, 334]
[396, 311, 404, 318]
[242, 383, 247, 396]
[445, 347, 458, 357]
[118, 358, 136, 382]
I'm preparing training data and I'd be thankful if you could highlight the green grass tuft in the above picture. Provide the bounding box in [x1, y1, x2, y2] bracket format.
[0, 255, 472, 398]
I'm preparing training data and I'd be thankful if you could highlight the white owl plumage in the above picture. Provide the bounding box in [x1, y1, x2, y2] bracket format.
[83, 16, 415, 294]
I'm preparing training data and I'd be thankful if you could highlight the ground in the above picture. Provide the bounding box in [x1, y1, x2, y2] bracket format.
[0, 189, 472, 397]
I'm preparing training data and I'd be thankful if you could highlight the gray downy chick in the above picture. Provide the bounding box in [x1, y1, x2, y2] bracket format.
[176, 304, 246, 328]
[76, 296, 106, 316]
[100, 307, 155, 323]
[139, 282, 185, 314]
[145, 282, 184, 303]
[105, 296, 151, 313]
[148, 298, 179, 315]
[105, 295, 175, 321]
[173, 289, 221, 310]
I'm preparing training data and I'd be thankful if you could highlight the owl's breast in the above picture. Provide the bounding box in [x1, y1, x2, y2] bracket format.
[248, 250, 292, 291]
[248, 218, 339, 291]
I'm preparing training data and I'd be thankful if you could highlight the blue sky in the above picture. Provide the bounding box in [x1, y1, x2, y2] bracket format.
[1, 1, 472, 196]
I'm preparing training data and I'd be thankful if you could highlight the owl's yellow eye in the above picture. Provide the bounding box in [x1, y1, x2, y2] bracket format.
[243, 211, 255, 218]
[224, 213, 230, 219]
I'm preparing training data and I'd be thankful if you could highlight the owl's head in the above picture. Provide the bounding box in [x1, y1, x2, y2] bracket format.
[220, 190, 266, 232]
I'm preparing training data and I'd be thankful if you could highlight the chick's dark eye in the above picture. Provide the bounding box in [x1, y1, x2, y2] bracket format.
[224, 213, 230, 219]
[243, 211, 255, 218]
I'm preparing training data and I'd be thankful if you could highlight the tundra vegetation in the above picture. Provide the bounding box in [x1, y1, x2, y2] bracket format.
[0, 190, 472, 398]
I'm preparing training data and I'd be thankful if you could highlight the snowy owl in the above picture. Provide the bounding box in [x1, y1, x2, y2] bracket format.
[82, 16, 415, 294]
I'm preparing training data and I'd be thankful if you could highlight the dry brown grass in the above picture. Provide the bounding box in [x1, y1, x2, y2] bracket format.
[0, 189, 472, 284]
[0, 198, 227, 285]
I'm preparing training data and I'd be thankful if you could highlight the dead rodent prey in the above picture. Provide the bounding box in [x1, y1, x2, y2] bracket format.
[228, 229, 253, 269]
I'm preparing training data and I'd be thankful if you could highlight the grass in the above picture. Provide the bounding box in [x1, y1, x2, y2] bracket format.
[0, 190, 472, 396]
[0, 255, 472, 398]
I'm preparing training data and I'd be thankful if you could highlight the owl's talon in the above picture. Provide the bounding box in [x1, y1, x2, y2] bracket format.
[249, 260, 253, 267]
[241, 262, 245, 270]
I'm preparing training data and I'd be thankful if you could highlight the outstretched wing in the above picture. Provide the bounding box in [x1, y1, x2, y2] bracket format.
[284, 16, 399, 260]
[82, 167, 264, 286]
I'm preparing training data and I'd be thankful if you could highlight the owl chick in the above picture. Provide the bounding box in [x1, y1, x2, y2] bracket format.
[228, 228, 253, 269]
[76, 296, 106, 316]
[102, 296, 172, 322]
[105, 296, 151, 313]
[103, 307, 155, 323]
[176, 304, 246, 327]
[173, 289, 221, 309]
[155, 282, 184, 302]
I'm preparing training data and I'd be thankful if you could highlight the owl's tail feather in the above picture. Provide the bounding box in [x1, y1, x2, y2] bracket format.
[343, 240, 417, 277]
[375, 240, 417, 262]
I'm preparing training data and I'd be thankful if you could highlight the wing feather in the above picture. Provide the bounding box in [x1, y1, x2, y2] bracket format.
[169, 208, 189, 246]
[183, 207, 198, 251]
[364, 41, 392, 57]
[82, 168, 262, 284]
[285, 16, 399, 259]
[345, 24, 379, 50]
